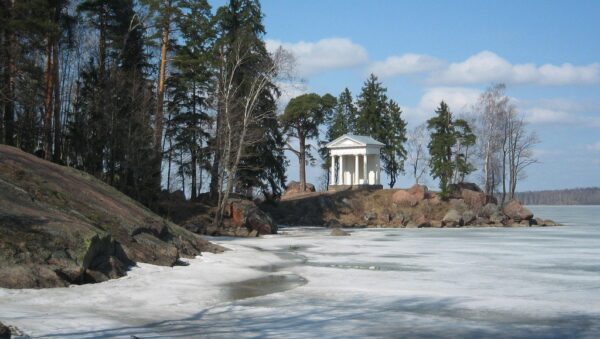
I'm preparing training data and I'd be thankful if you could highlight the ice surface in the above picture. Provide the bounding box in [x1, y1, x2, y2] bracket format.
[1, 206, 600, 338]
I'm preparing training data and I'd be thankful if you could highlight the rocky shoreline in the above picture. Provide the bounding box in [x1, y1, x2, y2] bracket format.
[262, 183, 560, 229]
[0, 146, 223, 289]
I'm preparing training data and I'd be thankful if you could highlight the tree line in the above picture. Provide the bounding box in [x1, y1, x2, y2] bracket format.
[0, 0, 539, 223]
[0, 0, 292, 225]
[515, 188, 600, 205]
[281, 81, 538, 201]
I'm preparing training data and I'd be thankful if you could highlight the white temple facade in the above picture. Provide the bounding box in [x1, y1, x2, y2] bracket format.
[325, 134, 384, 188]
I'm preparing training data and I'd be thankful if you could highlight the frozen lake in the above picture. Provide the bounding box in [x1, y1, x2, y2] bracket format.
[1, 206, 600, 338]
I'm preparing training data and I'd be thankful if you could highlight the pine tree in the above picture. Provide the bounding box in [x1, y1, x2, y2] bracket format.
[209, 0, 267, 198]
[281, 93, 336, 192]
[427, 101, 455, 199]
[320, 88, 356, 185]
[163, 0, 213, 199]
[356, 74, 388, 137]
[453, 118, 476, 183]
[356, 74, 407, 188]
[381, 99, 407, 187]
[69, 0, 158, 204]
[427, 101, 476, 198]
[327, 87, 356, 140]
[210, 0, 288, 203]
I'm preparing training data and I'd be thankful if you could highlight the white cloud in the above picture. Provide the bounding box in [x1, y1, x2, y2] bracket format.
[524, 107, 572, 124]
[266, 38, 368, 77]
[520, 100, 600, 127]
[405, 87, 481, 123]
[430, 51, 600, 86]
[368, 54, 444, 78]
[586, 142, 600, 152]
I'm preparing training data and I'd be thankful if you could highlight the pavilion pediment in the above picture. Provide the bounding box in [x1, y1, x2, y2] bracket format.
[334, 138, 362, 147]
[325, 134, 385, 149]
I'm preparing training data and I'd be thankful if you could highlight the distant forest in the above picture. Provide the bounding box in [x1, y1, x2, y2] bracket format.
[515, 188, 600, 205]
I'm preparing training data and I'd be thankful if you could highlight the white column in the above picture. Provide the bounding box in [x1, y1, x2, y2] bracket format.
[375, 154, 380, 185]
[354, 154, 359, 185]
[330, 155, 335, 185]
[338, 155, 344, 185]
[363, 154, 368, 185]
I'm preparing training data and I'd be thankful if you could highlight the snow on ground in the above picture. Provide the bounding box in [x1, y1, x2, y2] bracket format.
[1, 206, 600, 338]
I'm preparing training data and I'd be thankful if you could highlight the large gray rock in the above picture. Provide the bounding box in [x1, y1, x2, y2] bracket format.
[392, 212, 408, 225]
[283, 181, 316, 197]
[489, 211, 506, 224]
[229, 199, 277, 235]
[0, 322, 10, 339]
[503, 199, 534, 221]
[392, 190, 419, 207]
[443, 209, 463, 227]
[461, 189, 487, 210]
[411, 213, 431, 228]
[363, 211, 378, 223]
[408, 184, 429, 200]
[449, 182, 482, 193]
[0, 145, 222, 289]
[462, 210, 477, 225]
[331, 228, 350, 236]
[481, 203, 500, 218]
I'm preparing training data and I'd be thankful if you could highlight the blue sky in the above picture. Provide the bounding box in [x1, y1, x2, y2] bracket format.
[216, 0, 600, 191]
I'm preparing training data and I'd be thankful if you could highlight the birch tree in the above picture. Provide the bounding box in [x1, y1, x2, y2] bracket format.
[212, 45, 292, 226]
[474, 84, 509, 197]
[473, 83, 538, 202]
[508, 116, 538, 198]
[406, 123, 429, 184]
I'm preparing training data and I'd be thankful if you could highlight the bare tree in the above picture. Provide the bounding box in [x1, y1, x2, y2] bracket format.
[473, 83, 538, 203]
[406, 123, 428, 184]
[473, 83, 509, 197]
[212, 45, 292, 226]
[508, 117, 538, 198]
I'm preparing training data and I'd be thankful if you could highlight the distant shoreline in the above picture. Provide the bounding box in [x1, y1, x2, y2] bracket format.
[514, 187, 600, 205]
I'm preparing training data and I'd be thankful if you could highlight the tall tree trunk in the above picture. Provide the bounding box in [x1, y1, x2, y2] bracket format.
[154, 9, 170, 157]
[298, 128, 306, 192]
[52, 35, 61, 162]
[501, 148, 507, 205]
[2, 0, 16, 146]
[165, 109, 173, 192]
[43, 39, 55, 160]
[209, 100, 222, 199]
[191, 150, 197, 200]
[179, 151, 185, 197]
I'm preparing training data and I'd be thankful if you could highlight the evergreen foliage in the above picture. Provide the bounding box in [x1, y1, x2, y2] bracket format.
[355, 74, 407, 188]
[281, 93, 336, 192]
[427, 101, 476, 199]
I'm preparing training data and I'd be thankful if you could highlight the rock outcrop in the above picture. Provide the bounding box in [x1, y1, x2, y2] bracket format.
[408, 184, 429, 200]
[228, 199, 277, 235]
[503, 199, 534, 221]
[0, 322, 10, 339]
[392, 190, 419, 207]
[392, 184, 428, 207]
[282, 181, 316, 198]
[262, 182, 558, 229]
[331, 228, 350, 236]
[460, 189, 488, 210]
[0, 145, 223, 289]
[178, 198, 277, 237]
[442, 209, 463, 227]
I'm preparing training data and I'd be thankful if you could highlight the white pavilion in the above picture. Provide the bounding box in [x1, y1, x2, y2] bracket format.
[325, 134, 384, 189]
